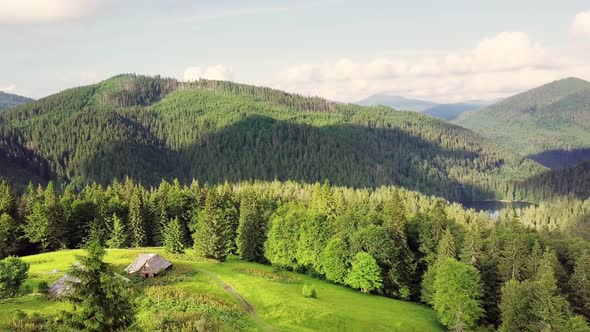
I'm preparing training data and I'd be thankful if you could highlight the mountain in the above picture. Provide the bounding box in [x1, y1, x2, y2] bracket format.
[356, 94, 436, 111]
[0, 74, 546, 201]
[456, 77, 590, 168]
[357, 94, 489, 120]
[0, 91, 33, 111]
[423, 102, 485, 121]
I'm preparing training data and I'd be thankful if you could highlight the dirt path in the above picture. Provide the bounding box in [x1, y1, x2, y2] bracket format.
[198, 268, 275, 332]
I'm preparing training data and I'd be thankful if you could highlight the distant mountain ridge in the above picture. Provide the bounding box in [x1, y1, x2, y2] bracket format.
[0, 74, 546, 202]
[0, 91, 33, 111]
[356, 94, 488, 120]
[356, 94, 436, 111]
[456, 77, 590, 168]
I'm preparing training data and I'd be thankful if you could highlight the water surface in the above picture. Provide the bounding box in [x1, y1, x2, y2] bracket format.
[460, 201, 535, 219]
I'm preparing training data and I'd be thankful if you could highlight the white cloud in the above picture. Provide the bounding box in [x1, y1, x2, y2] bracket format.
[274, 32, 588, 103]
[183, 65, 234, 82]
[0, 83, 18, 94]
[0, 0, 105, 24]
[572, 11, 590, 40]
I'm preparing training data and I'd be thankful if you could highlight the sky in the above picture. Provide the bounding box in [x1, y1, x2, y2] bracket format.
[1, 0, 590, 103]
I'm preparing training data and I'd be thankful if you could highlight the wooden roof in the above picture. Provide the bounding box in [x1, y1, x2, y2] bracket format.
[125, 253, 172, 275]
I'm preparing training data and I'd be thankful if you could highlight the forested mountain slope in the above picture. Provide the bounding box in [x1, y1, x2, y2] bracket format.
[0, 91, 33, 111]
[456, 78, 590, 168]
[0, 74, 546, 201]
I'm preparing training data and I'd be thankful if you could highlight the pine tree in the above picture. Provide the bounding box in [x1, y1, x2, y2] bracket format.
[569, 253, 590, 319]
[0, 213, 19, 258]
[531, 251, 568, 331]
[128, 189, 145, 247]
[106, 214, 127, 249]
[525, 240, 543, 279]
[383, 191, 415, 299]
[23, 202, 52, 250]
[62, 241, 136, 331]
[193, 190, 231, 261]
[499, 279, 535, 332]
[460, 221, 484, 267]
[236, 191, 266, 262]
[422, 228, 455, 304]
[164, 217, 185, 254]
[498, 218, 527, 281]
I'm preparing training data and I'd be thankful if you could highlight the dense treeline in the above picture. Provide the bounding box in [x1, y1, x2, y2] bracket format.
[1, 178, 590, 330]
[0, 74, 552, 202]
[518, 160, 590, 201]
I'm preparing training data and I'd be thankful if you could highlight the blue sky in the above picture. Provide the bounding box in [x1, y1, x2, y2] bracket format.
[1, 0, 590, 102]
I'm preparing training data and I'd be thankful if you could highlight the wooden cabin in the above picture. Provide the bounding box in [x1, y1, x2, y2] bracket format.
[48, 274, 80, 298]
[125, 254, 172, 278]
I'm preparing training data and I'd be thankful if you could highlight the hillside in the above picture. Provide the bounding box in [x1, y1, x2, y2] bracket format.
[456, 77, 590, 168]
[1, 249, 442, 331]
[0, 74, 546, 201]
[0, 91, 33, 111]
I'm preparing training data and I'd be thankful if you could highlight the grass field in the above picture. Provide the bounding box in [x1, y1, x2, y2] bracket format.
[1, 248, 442, 331]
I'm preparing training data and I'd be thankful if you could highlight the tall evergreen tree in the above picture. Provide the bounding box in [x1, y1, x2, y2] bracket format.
[128, 189, 145, 247]
[569, 253, 590, 320]
[62, 241, 136, 331]
[193, 190, 231, 261]
[236, 191, 267, 262]
[163, 217, 185, 254]
[106, 214, 127, 249]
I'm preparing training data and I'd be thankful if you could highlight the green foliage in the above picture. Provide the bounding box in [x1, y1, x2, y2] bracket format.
[36, 281, 49, 295]
[236, 190, 267, 262]
[106, 213, 127, 248]
[433, 258, 483, 330]
[193, 190, 232, 261]
[302, 284, 317, 298]
[457, 77, 590, 157]
[321, 238, 351, 284]
[346, 252, 383, 293]
[61, 241, 136, 331]
[569, 253, 590, 319]
[0, 256, 29, 298]
[128, 189, 145, 247]
[264, 204, 303, 269]
[164, 217, 185, 254]
[0, 213, 19, 258]
[0, 91, 32, 111]
[0, 74, 549, 201]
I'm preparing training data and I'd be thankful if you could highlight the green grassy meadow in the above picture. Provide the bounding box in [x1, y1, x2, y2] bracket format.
[1, 248, 442, 331]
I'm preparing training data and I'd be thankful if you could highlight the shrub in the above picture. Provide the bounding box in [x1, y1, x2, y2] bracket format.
[302, 284, 317, 298]
[37, 281, 49, 295]
[0, 256, 30, 298]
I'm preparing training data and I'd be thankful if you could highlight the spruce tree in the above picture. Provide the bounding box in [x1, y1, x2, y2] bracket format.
[421, 228, 455, 304]
[128, 189, 145, 247]
[531, 251, 568, 331]
[62, 241, 136, 331]
[106, 214, 127, 249]
[164, 217, 185, 254]
[193, 190, 231, 261]
[569, 253, 590, 319]
[236, 191, 266, 262]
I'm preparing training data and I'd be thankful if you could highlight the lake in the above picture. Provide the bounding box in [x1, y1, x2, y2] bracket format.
[460, 201, 536, 219]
